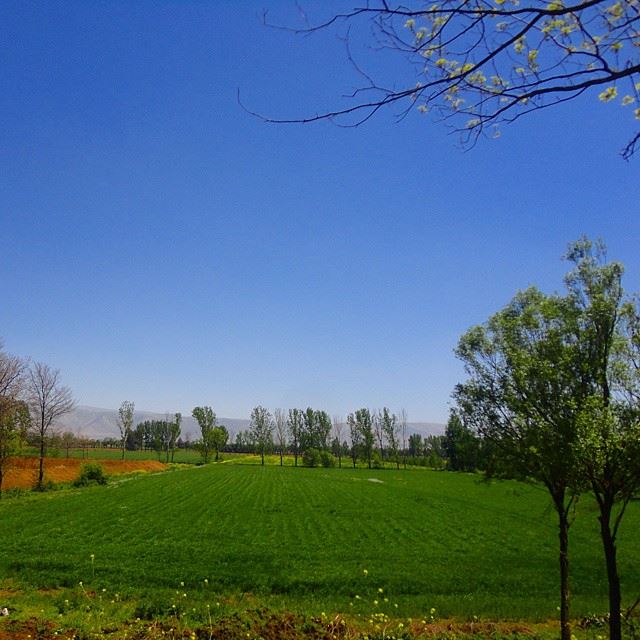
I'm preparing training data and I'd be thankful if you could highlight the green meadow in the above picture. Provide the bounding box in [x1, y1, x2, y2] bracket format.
[0, 463, 638, 623]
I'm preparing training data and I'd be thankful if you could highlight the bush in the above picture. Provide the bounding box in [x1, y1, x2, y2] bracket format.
[320, 450, 336, 468]
[302, 449, 336, 468]
[302, 448, 322, 468]
[73, 463, 108, 487]
[371, 450, 383, 469]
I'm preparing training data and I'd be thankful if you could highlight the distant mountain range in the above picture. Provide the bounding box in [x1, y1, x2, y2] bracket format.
[58, 405, 445, 441]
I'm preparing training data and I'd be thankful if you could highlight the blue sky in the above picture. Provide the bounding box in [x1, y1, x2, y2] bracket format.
[1, 1, 638, 422]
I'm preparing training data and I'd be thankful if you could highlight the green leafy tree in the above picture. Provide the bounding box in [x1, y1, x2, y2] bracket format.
[456, 288, 585, 640]
[117, 401, 135, 461]
[287, 408, 303, 466]
[263, 2, 640, 158]
[314, 410, 332, 450]
[560, 239, 640, 640]
[211, 424, 229, 461]
[347, 409, 374, 469]
[250, 405, 274, 466]
[192, 406, 217, 464]
[443, 411, 481, 471]
[455, 238, 640, 640]
[348, 415, 362, 468]
[300, 408, 332, 453]
[381, 407, 400, 469]
[0, 398, 30, 497]
[408, 433, 423, 457]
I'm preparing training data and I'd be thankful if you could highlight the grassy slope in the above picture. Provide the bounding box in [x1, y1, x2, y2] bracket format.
[0, 464, 637, 621]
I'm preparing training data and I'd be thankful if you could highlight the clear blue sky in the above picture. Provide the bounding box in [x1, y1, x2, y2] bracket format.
[1, 1, 638, 423]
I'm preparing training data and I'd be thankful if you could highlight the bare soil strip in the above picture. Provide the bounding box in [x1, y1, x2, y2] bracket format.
[3, 457, 166, 490]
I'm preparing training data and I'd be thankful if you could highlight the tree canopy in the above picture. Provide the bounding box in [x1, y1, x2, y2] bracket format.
[258, 0, 640, 157]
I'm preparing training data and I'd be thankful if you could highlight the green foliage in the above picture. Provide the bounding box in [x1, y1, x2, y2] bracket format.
[347, 409, 374, 469]
[371, 450, 383, 469]
[319, 450, 336, 468]
[302, 448, 336, 468]
[302, 447, 322, 467]
[192, 406, 223, 464]
[250, 405, 274, 465]
[73, 463, 108, 487]
[443, 411, 481, 472]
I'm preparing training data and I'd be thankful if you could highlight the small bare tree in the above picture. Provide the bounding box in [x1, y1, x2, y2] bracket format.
[399, 409, 408, 469]
[332, 415, 344, 468]
[0, 339, 26, 398]
[27, 362, 75, 489]
[117, 401, 135, 461]
[274, 408, 287, 466]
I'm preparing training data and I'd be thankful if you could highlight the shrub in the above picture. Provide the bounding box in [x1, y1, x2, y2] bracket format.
[302, 448, 322, 468]
[73, 463, 108, 487]
[320, 450, 336, 468]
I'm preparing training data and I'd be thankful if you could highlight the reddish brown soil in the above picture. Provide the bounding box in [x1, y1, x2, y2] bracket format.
[2, 457, 166, 490]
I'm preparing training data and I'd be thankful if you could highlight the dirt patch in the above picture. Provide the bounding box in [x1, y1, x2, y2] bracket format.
[3, 457, 166, 490]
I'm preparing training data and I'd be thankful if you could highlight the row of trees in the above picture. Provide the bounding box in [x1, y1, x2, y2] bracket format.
[453, 238, 640, 640]
[231, 406, 412, 468]
[0, 346, 75, 495]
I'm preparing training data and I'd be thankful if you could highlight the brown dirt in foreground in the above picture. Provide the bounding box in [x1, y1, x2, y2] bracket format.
[0, 616, 551, 640]
[3, 457, 166, 490]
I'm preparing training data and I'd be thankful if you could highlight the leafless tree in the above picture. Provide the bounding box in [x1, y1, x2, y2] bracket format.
[332, 414, 344, 468]
[373, 409, 384, 463]
[274, 408, 288, 466]
[399, 408, 408, 469]
[27, 362, 75, 488]
[0, 339, 26, 398]
[249, 1, 640, 158]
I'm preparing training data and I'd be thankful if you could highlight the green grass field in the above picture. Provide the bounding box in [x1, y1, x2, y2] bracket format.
[0, 464, 638, 625]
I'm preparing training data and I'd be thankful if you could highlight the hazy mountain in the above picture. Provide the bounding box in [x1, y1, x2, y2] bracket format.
[58, 406, 444, 441]
[57, 406, 250, 440]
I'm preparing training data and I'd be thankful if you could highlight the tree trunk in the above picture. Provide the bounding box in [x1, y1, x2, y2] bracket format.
[38, 435, 46, 488]
[599, 498, 622, 640]
[557, 505, 571, 640]
[261, 449, 265, 466]
[280, 449, 283, 466]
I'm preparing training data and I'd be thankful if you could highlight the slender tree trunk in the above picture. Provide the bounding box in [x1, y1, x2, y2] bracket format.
[38, 434, 46, 488]
[338, 453, 341, 468]
[261, 449, 264, 466]
[280, 448, 283, 466]
[121, 440, 125, 461]
[555, 499, 571, 640]
[598, 497, 622, 640]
